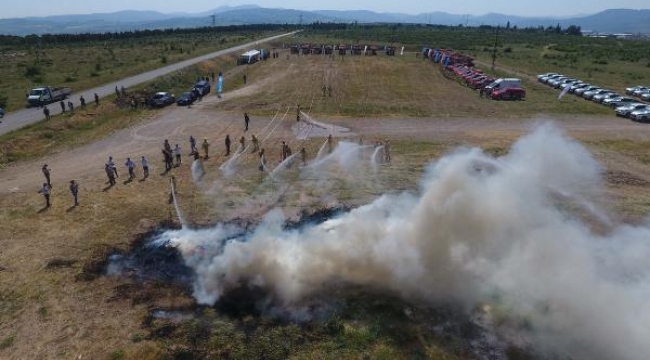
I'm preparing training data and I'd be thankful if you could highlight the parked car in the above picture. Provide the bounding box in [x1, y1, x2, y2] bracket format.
[592, 92, 619, 103]
[491, 87, 526, 100]
[537, 73, 558, 82]
[559, 80, 580, 90]
[575, 85, 599, 96]
[541, 74, 564, 85]
[569, 83, 590, 93]
[625, 85, 648, 95]
[603, 97, 638, 108]
[194, 80, 211, 96]
[615, 103, 649, 118]
[640, 92, 650, 101]
[630, 108, 650, 122]
[176, 92, 196, 106]
[554, 78, 577, 89]
[547, 76, 569, 87]
[633, 87, 650, 97]
[583, 89, 609, 100]
[151, 92, 176, 107]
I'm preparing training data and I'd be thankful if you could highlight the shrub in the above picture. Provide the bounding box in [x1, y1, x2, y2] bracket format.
[24, 65, 42, 78]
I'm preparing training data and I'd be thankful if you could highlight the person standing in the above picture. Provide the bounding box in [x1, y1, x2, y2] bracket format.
[69, 180, 79, 206]
[94, 93, 100, 106]
[384, 140, 391, 163]
[327, 134, 334, 154]
[164, 139, 172, 153]
[105, 164, 116, 186]
[300, 147, 308, 166]
[60, 100, 66, 113]
[225, 135, 231, 156]
[141, 156, 149, 179]
[42, 164, 51, 188]
[162, 149, 173, 172]
[38, 183, 51, 207]
[239, 136, 246, 153]
[189, 135, 197, 153]
[243, 74, 247, 84]
[79, 95, 86, 110]
[202, 139, 210, 159]
[67, 100, 74, 114]
[43, 106, 51, 121]
[244, 112, 250, 131]
[259, 148, 266, 172]
[174, 144, 182, 166]
[108, 156, 119, 178]
[250, 135, 259, 153]
[125, 157, 136, 180]
[296, 104, 301, 122]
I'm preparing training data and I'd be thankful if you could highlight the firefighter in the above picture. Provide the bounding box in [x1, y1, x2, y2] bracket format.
[225, 135, 231, 156]
[38, 183, 51, 207]
[69, 180, 79, 206]
[202, 139, 210, 159]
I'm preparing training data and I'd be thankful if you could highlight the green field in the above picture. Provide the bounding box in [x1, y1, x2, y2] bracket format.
[0, 26, 291, 111]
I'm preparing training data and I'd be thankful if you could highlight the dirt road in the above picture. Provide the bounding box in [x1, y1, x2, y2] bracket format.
[0, 31, 297, 136]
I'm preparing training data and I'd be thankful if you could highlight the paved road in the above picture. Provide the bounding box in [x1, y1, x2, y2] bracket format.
[0, 31, 296, 136]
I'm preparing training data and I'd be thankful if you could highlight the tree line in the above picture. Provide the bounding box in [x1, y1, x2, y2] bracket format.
[0, 24, 300, 46]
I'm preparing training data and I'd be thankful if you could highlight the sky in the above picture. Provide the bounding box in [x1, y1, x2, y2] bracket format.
[1, 0, 649, 19]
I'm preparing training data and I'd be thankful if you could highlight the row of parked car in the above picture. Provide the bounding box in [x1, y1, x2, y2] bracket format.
[149, 79, 212, 108]
[451, 65, 526, 100]
[537, 73, 650, 122]
[450, 65, 495, 90]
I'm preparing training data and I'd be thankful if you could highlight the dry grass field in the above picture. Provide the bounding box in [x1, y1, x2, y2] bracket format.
[2, 47, 650, 359]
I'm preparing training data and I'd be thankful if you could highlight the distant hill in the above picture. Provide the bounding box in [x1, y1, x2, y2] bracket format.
[0, 7, 648, 36]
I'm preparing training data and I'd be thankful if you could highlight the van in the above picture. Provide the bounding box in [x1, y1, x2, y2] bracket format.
[484, 78, 521, 94]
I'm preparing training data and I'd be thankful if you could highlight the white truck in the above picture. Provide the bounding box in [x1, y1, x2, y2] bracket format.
[26, 86, 71, 107]
[484, 78, 521, 95]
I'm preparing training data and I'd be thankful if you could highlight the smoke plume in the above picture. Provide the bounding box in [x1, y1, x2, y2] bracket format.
[161, 124, 650, 360]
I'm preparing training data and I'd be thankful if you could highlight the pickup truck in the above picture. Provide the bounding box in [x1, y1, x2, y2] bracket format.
[26, 86, 71, 107]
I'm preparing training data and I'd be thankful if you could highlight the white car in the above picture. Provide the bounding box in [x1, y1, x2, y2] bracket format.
[630, 108, 650, 122]
[616, 103, 648, 117]
[626, 85, 648, 95]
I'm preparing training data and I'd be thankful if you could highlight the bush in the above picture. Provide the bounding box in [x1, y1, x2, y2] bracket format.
[0, 94, 8, 108]
[161, 56, 168, 64]
[24, 65, 42, 78]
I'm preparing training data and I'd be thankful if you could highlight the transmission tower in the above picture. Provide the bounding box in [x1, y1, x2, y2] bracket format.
[210, 14, 216, 26]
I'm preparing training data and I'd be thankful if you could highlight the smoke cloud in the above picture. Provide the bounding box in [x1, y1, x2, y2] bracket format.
[161, 124, 650, 360]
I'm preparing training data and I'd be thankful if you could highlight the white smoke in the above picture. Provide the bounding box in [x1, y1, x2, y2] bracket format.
[161, 123, 650, 360]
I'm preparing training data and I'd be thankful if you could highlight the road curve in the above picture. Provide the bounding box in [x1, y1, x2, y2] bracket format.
[0, 31, 297, 136]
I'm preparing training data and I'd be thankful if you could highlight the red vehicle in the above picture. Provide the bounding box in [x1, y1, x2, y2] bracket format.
[491, 87, 526, 100]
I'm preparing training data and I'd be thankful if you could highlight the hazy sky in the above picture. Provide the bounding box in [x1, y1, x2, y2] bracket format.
[1, 0, 649, 19]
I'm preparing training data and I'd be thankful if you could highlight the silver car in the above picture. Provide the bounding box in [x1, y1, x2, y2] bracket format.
[616, 103, 649, 117]
[603, 97, 637, 108]
[630, 108, 650, 122]
[592, 92, 618, 103]
[575, 86, 599, 96]
[583, 89, 608, 100]
[626, 85, 648, 95]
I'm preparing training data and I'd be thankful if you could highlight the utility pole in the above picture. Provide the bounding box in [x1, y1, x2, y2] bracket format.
[299, 14, 303, 26]
[491, 26, 499, 71]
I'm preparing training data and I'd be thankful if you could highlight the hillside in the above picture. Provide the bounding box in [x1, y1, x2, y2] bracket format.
[0, 7, 649, 35]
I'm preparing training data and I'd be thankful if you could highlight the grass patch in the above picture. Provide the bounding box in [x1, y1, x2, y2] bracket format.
[0, 334, 14, 350]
